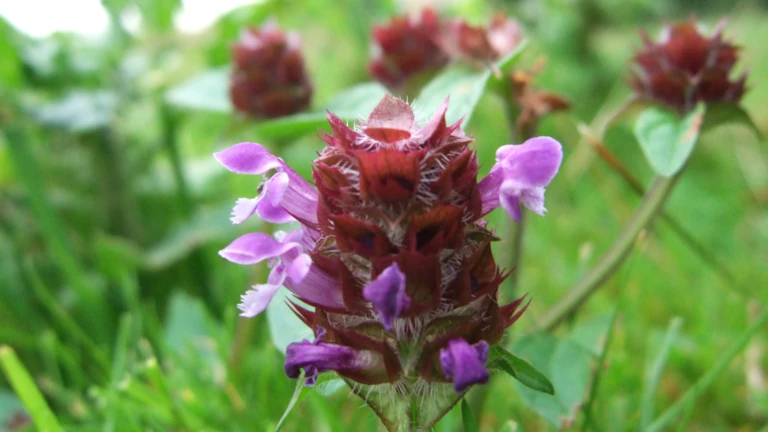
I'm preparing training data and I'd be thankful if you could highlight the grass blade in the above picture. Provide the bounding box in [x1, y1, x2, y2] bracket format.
[460, 399, 479, 432]
[640, 316, 683, 429]
[0, 345, 63, 432]
[274, 372, 305, 432]
[646, 308, 768, 431]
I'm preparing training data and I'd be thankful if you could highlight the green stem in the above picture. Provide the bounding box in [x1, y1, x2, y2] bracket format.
[537, 174, 681, 331]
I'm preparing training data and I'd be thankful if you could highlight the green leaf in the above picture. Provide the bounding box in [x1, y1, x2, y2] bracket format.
[509, 334, 594, 427]
[487, 345, 555, 395]
[267, 288, 312, 354]
[0, 346, 63, 432]
[702, 103, 763, 139]
[414, 41, 527, 125]
[314, 378, 346, 397]
[165, 68, 231, 112]
[162, 292, 212, 356]
[274, 371, 305, 432]
[460, 399, 479, 432]
[634, 103, 706, 177]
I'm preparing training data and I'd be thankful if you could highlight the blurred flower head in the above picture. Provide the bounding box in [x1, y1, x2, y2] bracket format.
[229, 21, 312, 118]
[439, 15, 525, 66]
[215, 95, 562, 423]
[368, 9, 450, 90]
[630, 19, 746, 113]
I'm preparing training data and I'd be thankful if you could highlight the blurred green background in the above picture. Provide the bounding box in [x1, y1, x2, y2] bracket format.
[0, 0, 766, 430]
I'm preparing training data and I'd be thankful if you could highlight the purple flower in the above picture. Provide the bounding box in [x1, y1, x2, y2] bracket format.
[478, 136, 563, 221]
[440, 339, 490, 392]
[219, 227, 343, 316]
[362, 263, 411, 330]
[214, 142, 319, 226]
[285, 328, 385, 386]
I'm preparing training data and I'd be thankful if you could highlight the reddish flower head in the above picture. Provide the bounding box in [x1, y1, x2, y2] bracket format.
[216, 95, 562, 425]
[439, 15, 524, 65]
[230, 22, 312, 118]
[369, 9, 450, 89]
[630, 19, 746, 113]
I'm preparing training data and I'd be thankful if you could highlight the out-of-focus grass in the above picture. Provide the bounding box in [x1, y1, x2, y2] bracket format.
[0, 0, 767, 431]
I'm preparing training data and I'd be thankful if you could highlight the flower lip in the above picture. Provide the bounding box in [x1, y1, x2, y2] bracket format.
[362, 263, 411, 330]
[477, 136, 563, 220]
[440, 338, 490, 392]
[215, 142, 319, 225]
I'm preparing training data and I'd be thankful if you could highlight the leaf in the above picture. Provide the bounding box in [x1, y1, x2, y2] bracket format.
[487, 345, 555, 395]
[267, 289, 313, 354]
[162, 292, 212, 356]
[640, 317, 684, 428]
[274, 371, 305, 432]
[634, 103, 706, 177]
[26, 90, 118, 132]
[143, 205, 235, 270]
[566, 312, 615, 357]
[509, 334, 594, 427]
[702, 103, 763, 140]
[0, 346, 63, 432]
[314, 378, 346, 397]
[165, 68, 231, 112]
[460, 399, 479, 432]
[165, 76, 389, 140]
[414, 41, 527, 126]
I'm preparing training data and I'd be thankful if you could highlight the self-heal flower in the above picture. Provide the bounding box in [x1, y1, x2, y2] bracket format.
[478, 137, 563, 221]
[439, 15, 524, 66]
[440, 339, 490, 392]
[630, 19, 746, 113]
[216, 95, 563, 428]
[230, 22, 312, 118]
[369, 9, 449, 90]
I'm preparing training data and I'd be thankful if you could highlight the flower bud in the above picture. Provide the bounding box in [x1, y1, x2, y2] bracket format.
[229, 22, 312, 118]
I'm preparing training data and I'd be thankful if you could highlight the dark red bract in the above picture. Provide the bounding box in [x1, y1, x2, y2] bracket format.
[229, 22, 312, 118]
[630, 19, 746, 113]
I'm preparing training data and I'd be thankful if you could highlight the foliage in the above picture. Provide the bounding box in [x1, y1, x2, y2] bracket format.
[1, 0, 767, 431]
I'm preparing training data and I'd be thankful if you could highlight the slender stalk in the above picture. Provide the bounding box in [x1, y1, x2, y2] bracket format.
[538, 174, 681, 331]
[579, 125, 737, 289]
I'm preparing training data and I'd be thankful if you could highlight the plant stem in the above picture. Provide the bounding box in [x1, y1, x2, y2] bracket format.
[579, 125, 737, 290]
[538, 174, 681, 331]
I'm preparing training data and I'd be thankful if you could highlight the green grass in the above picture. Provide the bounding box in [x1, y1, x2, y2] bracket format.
[1, 0, 767, 431]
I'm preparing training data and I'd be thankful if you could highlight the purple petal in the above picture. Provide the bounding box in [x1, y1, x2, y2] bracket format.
[284, 263, 345, 310]
[285, 253, 312, 283]
[478, 136, 562, 219]
[440, 339, 490, 393]
[362, 263, 410, 330]
[214, 142, 283, 175]
[218, 232, 302, 265]
[230, 198, 260, 224]
[497, 137, 562, 188]
[285, 331, 364, 386]
[216, 142, 319, 225]
[238, 284, 281, 317]
[499, 186, 523, 221]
